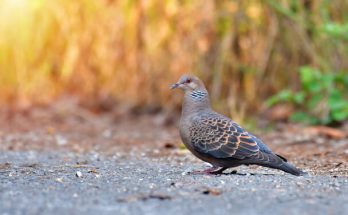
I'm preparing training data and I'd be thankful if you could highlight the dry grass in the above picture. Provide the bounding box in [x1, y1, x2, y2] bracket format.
[0, 0, 347, 120]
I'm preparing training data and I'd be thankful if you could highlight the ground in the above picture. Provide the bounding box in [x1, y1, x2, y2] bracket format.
[0, 101, 347, 215]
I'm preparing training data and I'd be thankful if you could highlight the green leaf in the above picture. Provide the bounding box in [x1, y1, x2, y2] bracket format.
[299, 67, 317, 83]
[328, 89, 348, 110]
[342, 75, 348, 86]
[265, 90, 293, 107]
[293, 92, 305, 104]
[307, 94, 324, 109]
[290, 111, 318, 124]
[330, 100, 348, 111]
[299, 67, 322, 92]
[321, 23, 348, 40]
[319, 73, 334, 89]
[307, 82, 322, 93]
[331, 110, 348, 121]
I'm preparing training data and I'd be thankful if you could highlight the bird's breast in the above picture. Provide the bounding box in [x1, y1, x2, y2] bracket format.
[179, 120, 191, 145]
[179, 117, 220, 165]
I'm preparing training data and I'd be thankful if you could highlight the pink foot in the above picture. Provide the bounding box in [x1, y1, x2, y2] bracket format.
[190, 167, 227, 175]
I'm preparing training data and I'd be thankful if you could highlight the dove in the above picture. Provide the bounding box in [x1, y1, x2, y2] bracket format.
[171, 74, 306, 176]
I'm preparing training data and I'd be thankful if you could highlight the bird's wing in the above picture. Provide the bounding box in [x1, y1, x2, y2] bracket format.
[248, 133, 272, 154]
[190, 116, 260, 159]
[248, 132, 287, 162]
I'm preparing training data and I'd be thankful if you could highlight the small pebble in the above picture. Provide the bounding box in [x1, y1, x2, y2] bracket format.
[55, 178, 63, 183]
[76, 171, 82, 178]
[55, 135, 68, 146]
[102, 130, 112, 138]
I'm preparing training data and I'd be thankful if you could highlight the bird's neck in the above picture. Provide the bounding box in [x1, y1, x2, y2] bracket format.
[182, 90, 211, 117]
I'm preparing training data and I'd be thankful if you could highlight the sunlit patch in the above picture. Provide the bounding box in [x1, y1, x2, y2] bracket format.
[0, 0, 44, 21]
[0, 0, 30, 13]
[0, 0, 34, 27]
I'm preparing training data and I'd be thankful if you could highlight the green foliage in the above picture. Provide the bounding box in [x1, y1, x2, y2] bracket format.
[266, 67, 348, 125]
[321, 23, 348, 40]
[265, 0, 348, 125]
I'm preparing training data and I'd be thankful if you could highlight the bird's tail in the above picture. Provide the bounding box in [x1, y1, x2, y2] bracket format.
[257, 153, 307, 176]
[275, 162, 307, 176]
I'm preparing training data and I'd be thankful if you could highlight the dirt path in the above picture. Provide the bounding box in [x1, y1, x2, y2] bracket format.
[0, 103, 347, 214]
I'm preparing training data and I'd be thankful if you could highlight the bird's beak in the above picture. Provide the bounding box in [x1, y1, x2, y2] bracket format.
[170, 83, 180, 89]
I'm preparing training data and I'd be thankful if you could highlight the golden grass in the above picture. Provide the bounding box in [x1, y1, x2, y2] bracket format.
[0, 0, 347, 120]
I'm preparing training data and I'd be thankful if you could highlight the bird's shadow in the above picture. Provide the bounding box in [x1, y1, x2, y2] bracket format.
[219, 170, 277, 176]
[187, 170, 277, 176]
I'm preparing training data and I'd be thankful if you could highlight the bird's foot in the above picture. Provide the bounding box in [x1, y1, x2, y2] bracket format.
[190, 167, 227, 175]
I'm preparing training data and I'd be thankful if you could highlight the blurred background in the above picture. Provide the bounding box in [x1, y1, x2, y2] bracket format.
[1, 0, 348, 126]
[1, 2, 348, 212]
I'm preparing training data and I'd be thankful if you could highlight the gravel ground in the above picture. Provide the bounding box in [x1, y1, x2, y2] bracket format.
[1, 150, 347, 215]
[0, 104, 347, 215]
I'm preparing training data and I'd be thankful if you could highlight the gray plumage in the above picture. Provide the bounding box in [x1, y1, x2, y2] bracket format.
[171, 74, 306, 176]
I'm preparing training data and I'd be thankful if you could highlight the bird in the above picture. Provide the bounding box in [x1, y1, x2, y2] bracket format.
[170, 74, 306, 176]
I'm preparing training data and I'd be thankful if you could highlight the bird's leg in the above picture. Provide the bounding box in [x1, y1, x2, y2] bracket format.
[190, 166, 227, 175]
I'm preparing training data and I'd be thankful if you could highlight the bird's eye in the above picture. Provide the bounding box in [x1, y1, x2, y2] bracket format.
[186, 79, 191, 84]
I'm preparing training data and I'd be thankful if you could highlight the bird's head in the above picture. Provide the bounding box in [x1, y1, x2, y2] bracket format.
[170, 74, 206, 93]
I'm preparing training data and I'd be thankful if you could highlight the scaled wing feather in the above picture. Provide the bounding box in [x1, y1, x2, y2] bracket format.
[190, 115, 260, 159]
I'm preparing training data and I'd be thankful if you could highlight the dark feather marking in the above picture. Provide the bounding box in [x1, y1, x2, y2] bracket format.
[276, 154, 288, 162]
[240, 137, 255, 144]
[228, 136, 238, 143]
